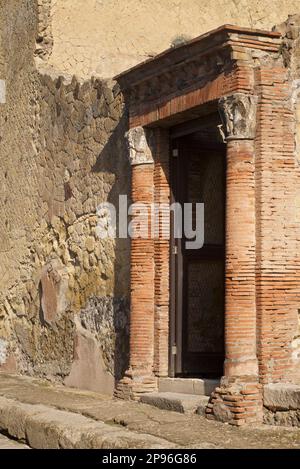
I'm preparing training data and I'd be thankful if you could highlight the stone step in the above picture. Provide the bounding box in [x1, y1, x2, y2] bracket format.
[159, 377, 219, 396]
[140, 392, 209, 415]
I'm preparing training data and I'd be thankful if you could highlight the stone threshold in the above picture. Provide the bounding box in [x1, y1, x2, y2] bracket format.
[140, 392, 209, 415]
[159, 377, 220, 396]
[137, 377, 219, 416]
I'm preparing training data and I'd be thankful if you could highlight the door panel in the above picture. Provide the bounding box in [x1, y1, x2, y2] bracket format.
[171, 134, 225, 378]
[187, 144, 225, 245]
[183, 259, 224, 375]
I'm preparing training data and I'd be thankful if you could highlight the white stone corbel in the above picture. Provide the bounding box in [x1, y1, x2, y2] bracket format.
[125, 126, 154, 166]
[0, 80, 6, 104]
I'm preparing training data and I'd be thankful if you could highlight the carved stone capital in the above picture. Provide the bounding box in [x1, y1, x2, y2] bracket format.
[125, 126, 154, 166]
[218, 93, 258, 140]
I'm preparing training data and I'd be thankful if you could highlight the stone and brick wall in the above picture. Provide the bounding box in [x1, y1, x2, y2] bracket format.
[0, 0, 130, 394]
[255, 64, 300, 385]
[279, 16, 300, 385]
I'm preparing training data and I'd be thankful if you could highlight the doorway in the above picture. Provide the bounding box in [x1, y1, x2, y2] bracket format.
[169, 117, 226, 378]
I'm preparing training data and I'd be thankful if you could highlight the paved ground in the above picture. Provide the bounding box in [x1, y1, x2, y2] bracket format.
[0, 373, 300, 449]
[0, 433, 29, 449]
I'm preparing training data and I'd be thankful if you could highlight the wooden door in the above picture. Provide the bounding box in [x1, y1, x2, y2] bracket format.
[170, 134, 225, 377]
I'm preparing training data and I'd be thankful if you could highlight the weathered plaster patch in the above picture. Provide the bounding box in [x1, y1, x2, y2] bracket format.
[0, 339, 8, 365]
[0, 80, 6, 104]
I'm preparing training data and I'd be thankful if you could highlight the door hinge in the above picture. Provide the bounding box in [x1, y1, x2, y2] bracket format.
[172, 345, 177, 356]
[173, 245, 178, 255]
[172, 149, 178, 157]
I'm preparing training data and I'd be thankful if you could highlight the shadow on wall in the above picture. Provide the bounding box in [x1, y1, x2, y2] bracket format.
[63, 107, 131, 395]
[93, 111, 131, 384]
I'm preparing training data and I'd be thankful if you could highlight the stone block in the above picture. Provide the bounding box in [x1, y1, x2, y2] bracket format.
[264, 383, 300, 411]
[140, 392, 209, 415]
[158, 377, 219, 396]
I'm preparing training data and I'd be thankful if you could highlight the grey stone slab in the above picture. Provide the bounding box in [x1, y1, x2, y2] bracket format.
[140, 392, 209, 415]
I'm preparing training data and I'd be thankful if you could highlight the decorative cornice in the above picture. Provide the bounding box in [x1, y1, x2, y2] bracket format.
[125, 126, 154, 166]
[128, 50, 230, 107]
[115, 25, 280, 88]
[115, 27, 280, 113]
[218, 93, 258, 140]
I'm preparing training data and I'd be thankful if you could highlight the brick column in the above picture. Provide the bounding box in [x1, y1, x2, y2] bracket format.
[115, 126, 157, 399]
[220, 93, 259, 377]
[224, 137, 258, 373]
[206, 93, 262, 425]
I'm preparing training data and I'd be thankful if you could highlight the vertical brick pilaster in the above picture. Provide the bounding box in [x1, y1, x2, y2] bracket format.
[130, 164, 155, 375]
[255, 66, 300, 385]
[153, 129, 170, 377]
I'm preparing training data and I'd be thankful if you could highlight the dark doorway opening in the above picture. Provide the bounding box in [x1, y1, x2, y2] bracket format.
[169, 114, 226, 378]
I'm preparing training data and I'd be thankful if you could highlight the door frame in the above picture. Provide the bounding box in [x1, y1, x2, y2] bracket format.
[169, 138, 183, 377]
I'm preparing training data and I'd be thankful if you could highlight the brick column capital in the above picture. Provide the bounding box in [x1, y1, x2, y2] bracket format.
[218, 93, 258, 141]
[125, 126, 155, 166]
